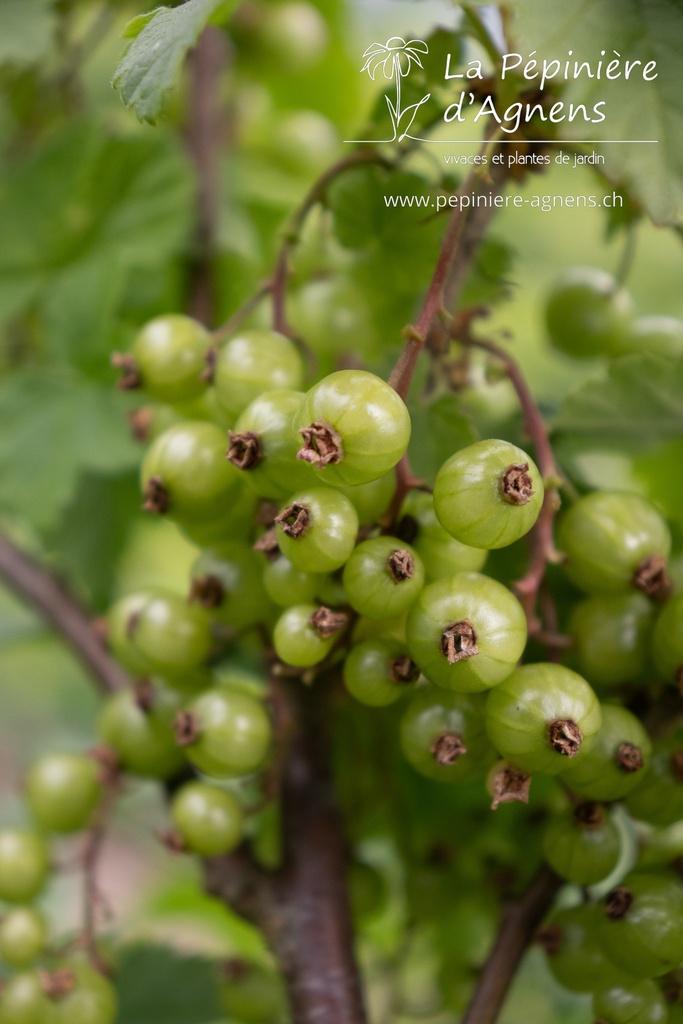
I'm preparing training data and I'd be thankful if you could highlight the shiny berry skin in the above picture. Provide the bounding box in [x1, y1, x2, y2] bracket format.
[544, 267, 633, 359]
[171, 781, 243, 856]
[25, 754, 102, 834]
[598, 871, 683, 978]
[190, 545, 271, 631]
[398, 490, 487, 581]
[124, 591, 213, 678]
[559, 703, 651, 802]
[617, 314, 683, 358]
[540, 903, 627, 994]
[273, 603, 345, 668]
[0, 908, 47, 968]
[229, 389, 315, 500]
[106, 592, 153, 676]
[262, 555, 321, 608]
[542, 803, 621, 885]
[406, 572, 527, 693]
[485, 663, 601, 775]
[181, 685, 272, 778]
[46, 964, 117, 1024]
[592, 979, 668, 1024]
[568, 593, 654, 687]
[653, 593, 683, 685]
[625, 740, 683, 827]
[293, 370, 411, 486]
[129, 314, 213, 404]
[343, 638, 419, 706]
[557, 491, 671, 596]
[336, 473, 395, 526]
[0, 971, 51, 1024]
[343, 537, 425, 621]
[141, 421, 241, 523]
[0, 829, 49, 904]
[275, 487, 359, 573]
[433, 439, 544, 550]
[400, 686, 492, 782]
[214, 330, 303, 422]
[98, 684, 185, 779]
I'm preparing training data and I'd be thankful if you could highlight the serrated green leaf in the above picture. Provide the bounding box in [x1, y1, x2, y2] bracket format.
[0, 0, 57, 67]
[0, 371, 138, 530]
[408, 393, 478, 486]
[112, 0, 235, 123]
[553, 353, 683, 452]
[510, 0, 683, 227]
[116, 944, 222, 1024]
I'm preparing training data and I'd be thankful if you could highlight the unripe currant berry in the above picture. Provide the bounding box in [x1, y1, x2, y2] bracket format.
[214, 330, 304, 421]
[559, 703, 651, 802]
[537, 903, 626, 994]
[98, 682, 186, 779]
[114, 314, 214, 404]
[398, 490, 487, 581]
[0, 829, 49, 903]
[342, 536, 425, 621]
[400, 686, 492, 782]
[170, 781, 244, 857]
[544, 267, 633, 359]
[293, 370, 411, 486]
[45, 963, 118, 1024]
[0, 907, 47, 968]
[568, 592, 654, 688]
[121, 591, 214, 679]
[652, 593, 683, 687]
[176, 685, 272, 778]
[25, 753, 102, 834]
[542, 802, 621, 886]
[406, 572, 527, 693]
[0, 971, 52, 1024]
[557, 491, 671, 599]
[189, 544, 271, 632]
[433, 439, 544, 549]
[615, 314, 683, 358]
[625, 739, 683, 828]
[140, 421, 242, 523]
[598, 871, 683, 978]
[228, 389, 315, 501]
[343, 638, 419, 706]
[592, 978, 668, 1024]
[274, 487, 359, 573]
[261, 554, 321, 608]
[485, 663, 602, 775]
[273, 604, 349, 668]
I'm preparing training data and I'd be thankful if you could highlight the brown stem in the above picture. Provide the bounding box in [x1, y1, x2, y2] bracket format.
[0, 532, 130, 694]
[461, 865, 561, 1024]
[81, 785, 119, 974]
[185, 27, 228, 325]
[388, 157, 509, 402]
[205, 679, 367, 1024]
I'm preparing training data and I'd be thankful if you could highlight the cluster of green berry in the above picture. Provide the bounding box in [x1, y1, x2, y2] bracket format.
[545, 266, 683, 360]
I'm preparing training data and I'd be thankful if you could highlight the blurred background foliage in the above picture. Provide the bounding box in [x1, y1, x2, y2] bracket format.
[0, 0, 682, 1021]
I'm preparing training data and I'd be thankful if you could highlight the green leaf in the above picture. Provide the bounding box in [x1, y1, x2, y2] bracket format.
[510, 0, 683, 227]
[553, 353, 683, 451]
[116, 944, 222, 1024]
[0, 371, 138, 531]
[408, 393, 478, 486]
[112, 0, 235, 123]
[0, 0, 57, 67]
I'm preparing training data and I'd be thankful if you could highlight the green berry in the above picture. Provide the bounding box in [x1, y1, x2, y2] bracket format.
[140, 421, 241, 523]
[400, 687, 492, 782]
[219, 960, 288, 1024]
[558, 491, 671, 597]
[568, 593, 654, 687]
[433, 439, 544, 550]
[228, 389, 315, 500]
[560, 703, 651, 802]
[598, 871, 683, 978]
[293, 370, 411, 486]
[273, 603, 347, 668]
[542, 803, 621, 886]
[0, 830, 49, 904]
[545, 267, 633, 359]
[343, 638, 419, 706]
[540, 903, 627, 994]
[171, 781, 243, 856]
[617, 314, 683, 358]
[262, 555, 321, 608]
[625, 740, 683, 828]
[98, 683, 185, 779]
[0, 971, 51, 1024]
[653, 594, 683, 685]
[189, 545, 271, 631]
[485, 663, 602, 775]
[406, 572, 527, 693]
[275, 487, 359, 573]
[124, 591, 213, 679]
[336, 473, 395, 526]
[343, 536, 425, 621]
[398, 490, 487, 581]
[180, 685, 272, 778]
[26, 754, 102, 834]
[0, 908, 47, 968]
[46, 964, 117, 1024]
[127, 314, 213, 404]
[214, 330, 303, 422]
[592, 979, 668, 1024]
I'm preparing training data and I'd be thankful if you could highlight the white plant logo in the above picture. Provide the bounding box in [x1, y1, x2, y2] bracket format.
[361, 36, 430, 141]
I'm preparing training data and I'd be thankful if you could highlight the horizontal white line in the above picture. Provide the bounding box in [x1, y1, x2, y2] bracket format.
[344, 139, 659, 144]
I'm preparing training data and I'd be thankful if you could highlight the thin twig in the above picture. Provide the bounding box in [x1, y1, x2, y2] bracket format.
[0, 532, 130, 694]
[461, 865, 561, 1024]
[81, 784, 119, 975]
